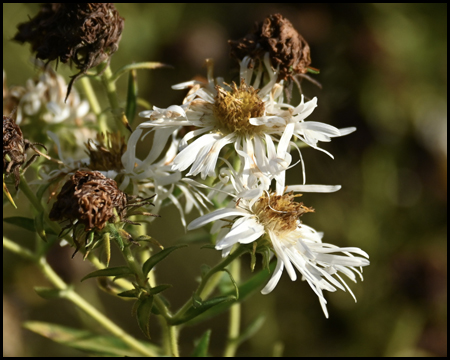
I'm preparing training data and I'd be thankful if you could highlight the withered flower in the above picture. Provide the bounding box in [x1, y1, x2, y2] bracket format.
[49, 170, 128, 231]
[3, 115, 48, 189]
[14, 3, 125, 100]
[229, 14, 314, 82]
[49, 170, 159, 258]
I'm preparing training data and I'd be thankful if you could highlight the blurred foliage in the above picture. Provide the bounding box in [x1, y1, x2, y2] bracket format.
[3, 3, 447, 357]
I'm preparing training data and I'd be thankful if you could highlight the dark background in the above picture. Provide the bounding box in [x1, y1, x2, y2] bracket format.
[3, 3, 447, 357]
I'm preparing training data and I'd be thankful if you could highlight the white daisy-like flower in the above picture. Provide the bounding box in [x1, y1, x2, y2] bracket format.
[187, 172, 369, 318]
[139, 55, 354, 185]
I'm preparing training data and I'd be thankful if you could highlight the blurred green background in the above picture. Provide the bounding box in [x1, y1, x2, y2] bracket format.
[3, 3, 447, 357]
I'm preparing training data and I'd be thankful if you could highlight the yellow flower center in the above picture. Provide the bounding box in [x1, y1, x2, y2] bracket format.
[252, 192, 314, 235]
[213, 79, 265, 136]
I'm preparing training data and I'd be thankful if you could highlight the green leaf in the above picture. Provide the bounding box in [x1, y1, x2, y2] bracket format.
[117, 289, 140, 298]
[171, 295, 236, 326]
[111, 62, 172, 83]
[125, 69, 138, 126]
[81, 266, 134, 282]
[149, 284, 172, 296]
[184, 261, 276, 326]
[23, 321, 159, 357]
[34, 287, 67, 300]
[4, 216, 35, 232]
[34, 212, 47, 242]
[191, 329, 211, 357]
[142, 245, 187, 277]
[136, 295, 154, 339]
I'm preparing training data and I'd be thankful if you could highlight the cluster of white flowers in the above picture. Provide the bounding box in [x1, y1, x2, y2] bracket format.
[131, 54, 369, 317]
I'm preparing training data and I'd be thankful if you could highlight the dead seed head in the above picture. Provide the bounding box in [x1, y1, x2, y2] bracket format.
[14, 3, 125, 99]
[229, 13, 312, 81]
[49, 170, 128, 231]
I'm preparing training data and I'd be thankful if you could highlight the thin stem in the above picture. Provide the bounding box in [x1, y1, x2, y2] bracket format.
[101, 65, 130, 136]
[122, 244, 178, 356]
[223, 258, 241, 357]
[3, 237, 35, 261]
[3, 235, 158, 356]
[167, 324, 179, 357]
[38, 257, 158, 357]
[78, 76, 108, 133]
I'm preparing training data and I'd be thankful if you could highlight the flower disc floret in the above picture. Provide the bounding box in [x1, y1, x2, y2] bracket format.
[213, 80, 265, 136]
[253, 192, 314, 236]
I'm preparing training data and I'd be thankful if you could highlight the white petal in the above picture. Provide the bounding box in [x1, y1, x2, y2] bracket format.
[187, 208, 249, 230]
[285, 185, 342, 193]
[261, 258, 284, 295]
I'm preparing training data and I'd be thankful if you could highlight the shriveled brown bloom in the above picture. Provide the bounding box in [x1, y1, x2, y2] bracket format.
[49, 170, 128, 231]
[229, 14, 313, 81]
[3, 115, 47, 189]
[14, 3, 124, 100]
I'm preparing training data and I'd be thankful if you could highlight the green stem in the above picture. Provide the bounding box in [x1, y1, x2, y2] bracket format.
[3, 237, 158, 356]
[167, 324, 179, 357]
[78, 76, 108, 133]
[38, 257, 158, 357]
[122, 245, 178, 356]
[173, 245, 247, 321]
[3, 237, 35, 261]
[101, 65, 130, 136]
[224, 258, 241, 357]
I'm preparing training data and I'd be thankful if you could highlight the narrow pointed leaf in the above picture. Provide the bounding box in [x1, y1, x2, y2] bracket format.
[142, 245, 187, 277]
[103, 232, 111, 267]
[117, 289, 140, 298]
[81, 266, 134, 282]
[34, 212, 47, 242]
[191, 329, 211, 357]
[4, 216, 35, 232]
[149, 284, 172, 296]
[185, 261, 276, 326]
[125, 69, 138, 125]
[136, 295, 154, 339]
[171, 295, 236, 326]
[3, 180, 17, 208]
[34, 287, 67, 299]
[111, 62, 172, 83]
[23, 321, 159, 356]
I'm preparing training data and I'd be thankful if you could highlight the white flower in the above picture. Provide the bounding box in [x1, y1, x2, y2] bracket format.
[139, 55, 354, 185]
[187, 175, 369, 318]
[13, 62, 89, 125]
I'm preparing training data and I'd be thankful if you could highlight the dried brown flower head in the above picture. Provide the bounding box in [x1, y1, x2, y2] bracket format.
[3, 115, 47, 189]
[49, 170, 128, 231]
[229, 14, 313, 82]
[14, 3, 125, 100]
[85, 132, 126, 172]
